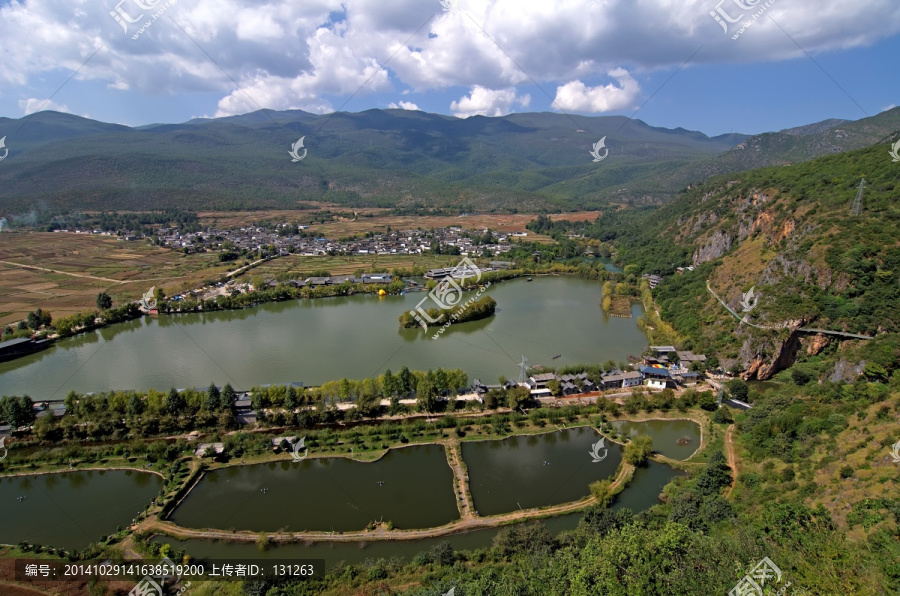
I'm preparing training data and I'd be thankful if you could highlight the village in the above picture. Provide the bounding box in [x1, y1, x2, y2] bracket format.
[59, 223, 523, 259]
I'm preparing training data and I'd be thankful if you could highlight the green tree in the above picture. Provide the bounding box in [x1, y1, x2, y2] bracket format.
[126, 393, 145, 417]
[507, 386, 531, 410]
[589, 479, 615, 507]
[338, 378, 352, 402]
[382, 369, 399, 398]
[697, 392, 718, 411]
[547, 379, 562, 396]
[726, 379, 749, 402]
[284, 387, 297, 410]
[96, 292, 113, 310]
[398, 366, 414, 396]
[27, 309, 43, 330]
[624, 435, 653, 465]
[0, 395, 35, 428]
[220, 384, 236, 411]
[417, 371, 437, 411]
[204, 383, 220, 411]
[164, 388, 185, 417]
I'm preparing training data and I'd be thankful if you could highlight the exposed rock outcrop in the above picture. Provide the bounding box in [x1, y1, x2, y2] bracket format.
[805, 333, 831, 356]
[830, 359, 866, 383]
[692, 230, 732, 265]
[742, 331, 804, 380]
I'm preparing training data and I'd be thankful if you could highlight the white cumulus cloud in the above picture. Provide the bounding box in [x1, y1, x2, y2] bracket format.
[388, 101, 421, 110]
[450, 86, 530, 118]
[553, 69, 641, 114]
[19, 98, 72, 116]
[0, 1, 897, 121]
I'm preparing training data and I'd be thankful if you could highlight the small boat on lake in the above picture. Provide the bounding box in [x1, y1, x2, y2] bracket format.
[527, 277, 533, 282]
[551, 354, 561, 360]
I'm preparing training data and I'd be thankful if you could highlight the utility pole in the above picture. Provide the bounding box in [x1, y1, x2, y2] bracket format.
[851, 177, 865, 216]
[518, 356, 529, 384]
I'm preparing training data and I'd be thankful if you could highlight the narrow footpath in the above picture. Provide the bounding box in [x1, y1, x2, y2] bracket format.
[724, 424, 738, 498]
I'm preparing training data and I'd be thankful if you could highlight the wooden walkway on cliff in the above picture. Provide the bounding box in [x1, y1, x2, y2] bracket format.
[706, 280, 873, 340]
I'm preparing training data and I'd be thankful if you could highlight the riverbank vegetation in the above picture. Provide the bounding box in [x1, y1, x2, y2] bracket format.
[600, 279, 635, 317]
[399, 294, 496, 329]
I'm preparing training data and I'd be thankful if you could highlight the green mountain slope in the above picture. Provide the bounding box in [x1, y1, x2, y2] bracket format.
[536, 137, 900, 381]
[0, 109, 743, 212]
[2, 108, 897, 214]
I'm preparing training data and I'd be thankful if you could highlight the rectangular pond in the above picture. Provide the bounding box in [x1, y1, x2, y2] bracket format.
[0, 469, 162, 550]
[169, 444, 459, 532]
[461, 427, 623, 516]
[149, 461, 682, 570]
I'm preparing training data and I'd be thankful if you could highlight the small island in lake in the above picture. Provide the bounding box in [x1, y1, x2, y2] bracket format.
[400, 295, 497, 329]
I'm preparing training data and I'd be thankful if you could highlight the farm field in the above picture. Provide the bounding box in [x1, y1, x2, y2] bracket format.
[0, 232, 230, 326]
[243, 253, 464, 281]
[197, 208, 601, 241]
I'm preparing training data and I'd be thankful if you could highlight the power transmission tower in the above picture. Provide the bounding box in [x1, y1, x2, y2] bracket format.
[851, 177, 865, 216]
[518, 356, 529, 384]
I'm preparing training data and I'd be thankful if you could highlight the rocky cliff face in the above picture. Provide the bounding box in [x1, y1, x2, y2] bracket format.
[805, 333, 831, 356]
[692, 230, 732, 265]
[741, 331, 802, 381]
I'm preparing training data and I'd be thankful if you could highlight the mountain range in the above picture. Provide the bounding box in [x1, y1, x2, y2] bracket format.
[0, 107, 898, 214]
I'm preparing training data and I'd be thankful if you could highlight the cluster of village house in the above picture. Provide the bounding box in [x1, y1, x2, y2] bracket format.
[190, 349, 709, 455]
[473, 348, 706, 399]
[68, 224, 524, 257]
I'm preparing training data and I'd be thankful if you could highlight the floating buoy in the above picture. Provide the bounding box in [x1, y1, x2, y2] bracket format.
[378, 289, 386, 296]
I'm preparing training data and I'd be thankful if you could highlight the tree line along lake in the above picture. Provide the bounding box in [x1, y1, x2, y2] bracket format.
[0, 277, 648, 399]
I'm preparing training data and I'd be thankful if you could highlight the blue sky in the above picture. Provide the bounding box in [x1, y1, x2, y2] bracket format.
[1, 0, 898, 136]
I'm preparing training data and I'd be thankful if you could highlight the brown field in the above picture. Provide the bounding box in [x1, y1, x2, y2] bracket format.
[245, 253, 465, 281]
[0, 232, 233, 326]
[198, 208, 600, 241]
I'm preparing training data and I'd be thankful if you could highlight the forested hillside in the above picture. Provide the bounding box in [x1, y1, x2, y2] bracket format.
[0, 107, 895, 215]
[530, 137, 900, 382]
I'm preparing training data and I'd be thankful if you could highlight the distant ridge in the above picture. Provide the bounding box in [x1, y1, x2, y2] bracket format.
[0, 107, 897, 213]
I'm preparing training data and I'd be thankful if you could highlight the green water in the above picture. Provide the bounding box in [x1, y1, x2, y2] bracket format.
[0, 469, 162, 550]
[0, 277, 647, 399]
[609, 419, 702, 460]
[150, 460, 680, 569]
[151, 514, 583, 570]
[462, 427, 623, 516]
[170, 445, 459, 532]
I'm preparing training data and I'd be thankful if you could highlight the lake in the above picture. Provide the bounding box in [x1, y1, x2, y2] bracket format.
[0, 469, 162, 550]
[0, 276, 648, 399]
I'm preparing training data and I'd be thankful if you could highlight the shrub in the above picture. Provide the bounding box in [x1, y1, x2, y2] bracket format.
[712, 408, 732, 424]
[589, 479, 615, 508]
[624, 435, 653, 465]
